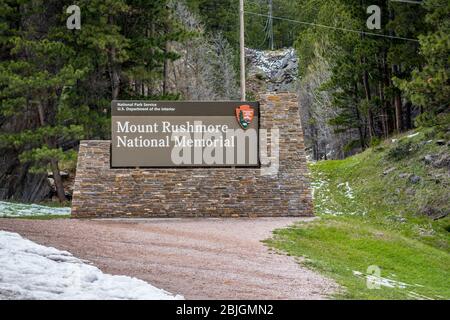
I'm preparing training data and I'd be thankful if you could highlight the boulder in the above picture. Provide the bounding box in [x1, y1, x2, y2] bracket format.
[409, 175, 421, 184]
[423, 154, 436, 164]
[246, 47, 298, 94]
[420, 206, 448, 220]
[47, 177, 55, 190]
[59, 171, 69, 177]
[432, 152, 450, 169]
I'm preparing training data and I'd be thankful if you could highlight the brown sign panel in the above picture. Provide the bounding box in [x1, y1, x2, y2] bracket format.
[111, 101, 260, 167]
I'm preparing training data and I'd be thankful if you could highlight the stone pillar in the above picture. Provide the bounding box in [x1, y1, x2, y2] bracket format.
[71, 92, 313, 217]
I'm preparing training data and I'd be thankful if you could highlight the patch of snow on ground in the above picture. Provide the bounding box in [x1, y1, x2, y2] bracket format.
[352, 270, 434, 300]
[246, 48, 296, 76]
[0, 231, 183, 300]
[337, 182, 355, 200]
[310, 174, 346, 216]
[310, 178, 328, 200]
[407, 132, 420, 138]
[311, 171, 367, 216]
[0, 201, 70, 218]
[344, 182, 354, 200]
[407, 291, 434, 300]
[353, 270, 409, 288]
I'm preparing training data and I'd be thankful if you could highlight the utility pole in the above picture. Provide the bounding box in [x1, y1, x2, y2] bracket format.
[268, 0, 274, 50]
[239, 0, 246, 101]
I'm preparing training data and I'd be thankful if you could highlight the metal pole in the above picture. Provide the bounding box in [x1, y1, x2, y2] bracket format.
[239, 0, 246, 101]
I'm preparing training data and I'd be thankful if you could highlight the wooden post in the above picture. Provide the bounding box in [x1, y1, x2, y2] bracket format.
[268, 0, 274, 50]
[239, 0, 246, 101]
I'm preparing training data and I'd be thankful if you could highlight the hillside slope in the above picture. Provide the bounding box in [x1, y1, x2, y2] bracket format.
[266, 127, 450, 299]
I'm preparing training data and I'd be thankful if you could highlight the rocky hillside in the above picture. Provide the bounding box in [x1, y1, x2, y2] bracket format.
[246, 48, 298, 96]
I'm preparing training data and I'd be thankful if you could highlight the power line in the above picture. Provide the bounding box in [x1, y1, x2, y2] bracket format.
[390, 0, 423, 4]
[245, 11, 419, 43]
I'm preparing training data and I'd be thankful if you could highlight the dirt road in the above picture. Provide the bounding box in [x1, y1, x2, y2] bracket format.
[0, 218, 337, 299]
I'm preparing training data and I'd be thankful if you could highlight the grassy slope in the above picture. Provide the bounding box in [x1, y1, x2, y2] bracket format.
[266, 128, 450, 299]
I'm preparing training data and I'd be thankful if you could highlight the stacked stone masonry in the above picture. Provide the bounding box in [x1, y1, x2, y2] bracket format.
[71, 92, 313, 217]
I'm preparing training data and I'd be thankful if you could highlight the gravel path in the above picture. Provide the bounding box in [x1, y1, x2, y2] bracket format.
[0, 218, 337, 299]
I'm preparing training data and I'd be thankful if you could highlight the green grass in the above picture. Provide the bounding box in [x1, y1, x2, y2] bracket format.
[266, 128, 450, 299]
[36, 200, 72, 208]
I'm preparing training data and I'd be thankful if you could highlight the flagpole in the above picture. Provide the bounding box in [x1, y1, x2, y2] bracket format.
[239, 0, 246, 101]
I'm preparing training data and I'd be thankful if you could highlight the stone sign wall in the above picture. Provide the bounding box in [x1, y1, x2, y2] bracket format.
[71, 92, 313, 218]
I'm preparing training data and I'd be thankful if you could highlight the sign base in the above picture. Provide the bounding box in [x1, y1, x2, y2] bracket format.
[71, 93, 313, 218]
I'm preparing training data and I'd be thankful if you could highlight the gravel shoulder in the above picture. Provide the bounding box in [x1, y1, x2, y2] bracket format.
[0, 217, 338, 299]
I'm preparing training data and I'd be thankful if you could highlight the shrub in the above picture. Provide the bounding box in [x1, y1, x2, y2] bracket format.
[370, 137, 382, 147]
[386, 140, 417, 161]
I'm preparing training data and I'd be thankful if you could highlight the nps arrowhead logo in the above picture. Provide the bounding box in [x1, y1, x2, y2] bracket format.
[235, 105, 254, 130]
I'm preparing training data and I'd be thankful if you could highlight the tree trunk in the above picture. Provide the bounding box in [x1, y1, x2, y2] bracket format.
[36, 103, 66, 202]
[149, 22, 156, 96]
[50, 158, 66, 202]
[383, 58, 391, 136]
[359, 0, 375, 141]
[387, 7, 403, 133]
[355, 107, 366, 151]
[394, 89, 402, 133]
[379, 81, 388, 139]
[392, 63, 403, 133]
[378, 52, 388, 139]
[405, 101, 412, 130]
[108, 16, 120, 100]
[109, 47, 120, 100]
[361, 60, 374, 140]
[354, 82, 366, 150]
[163, 42, 170, 95]
[37, 103, 45, 127]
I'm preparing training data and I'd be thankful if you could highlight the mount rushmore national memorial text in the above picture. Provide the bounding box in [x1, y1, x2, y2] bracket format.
[111, 101, 260, 167]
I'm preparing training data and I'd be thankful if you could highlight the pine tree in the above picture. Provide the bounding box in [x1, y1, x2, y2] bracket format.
[123, 0, 191, 99]
[396, 0, 450, 125]
[0, 0, 87, 202]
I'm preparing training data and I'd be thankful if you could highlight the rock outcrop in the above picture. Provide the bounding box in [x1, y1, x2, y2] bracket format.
[246, 48, 298, 95]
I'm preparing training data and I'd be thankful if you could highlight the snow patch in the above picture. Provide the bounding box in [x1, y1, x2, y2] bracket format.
[353, 270, 409, 289]
[0, 231, 183, 300]
[337, 182, 354, 200]
[246, 47, 298, 92]
[310, 179, 328, 200]
[246, 48, 296, 77]
[0, 201, 70, 218]
[352, 270, 434, 299]
[407, 291, 434, 300]
[406, 132, 420, 138]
